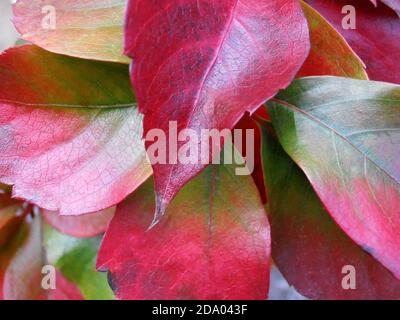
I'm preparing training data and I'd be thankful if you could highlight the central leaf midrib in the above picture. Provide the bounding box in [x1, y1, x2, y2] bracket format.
[161, 0, 239, 204]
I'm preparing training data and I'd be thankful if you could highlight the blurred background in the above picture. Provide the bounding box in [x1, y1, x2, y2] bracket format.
[0, 0, 304, 300]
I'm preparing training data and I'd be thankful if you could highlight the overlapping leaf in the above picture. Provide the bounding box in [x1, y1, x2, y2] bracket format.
[97, 150, 270, 300]
[13, 0, 129, 63]
[2, 215, 84, 300]
[0, 45, 151, 215]
[306, 0, 400, 83]
[234, 113, 266, 203]
[298, 1, 367, 79]
[269, 76, 400, 279]
[124, 0, 310, 219]
[261, 126, 400, 299]
[0, 194, 22, 248]
[1, 212, 113, 300]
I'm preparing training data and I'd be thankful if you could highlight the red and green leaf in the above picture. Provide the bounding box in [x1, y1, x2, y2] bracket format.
[97, 151, 270, 300]
[298, 1, 368, 79]
[268, 76, 400, 279]
[261, 126, 400, 299]
[0, 45, 151, 215]
[124, 0, 310, 219]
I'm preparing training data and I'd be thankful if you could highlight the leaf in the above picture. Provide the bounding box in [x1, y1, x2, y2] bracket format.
[47, 270, 85, 300]
[13, 0, 129, 63]
[0, 194, 22, 248]
[234, 113, 267, 203]
[0, 219, 34, 300]
[0, 45, 151, 215]
[371, 0, 400, 17]
[42, 208, 115, 238]
[297, 1, 368, 79]
[44, 223, 115, 300]
[2, 215, 84, 300]
[2, 212, 113, 300]
[306, 0, 400, 84]
[124, 0, 310, 220]
[0, 221, 29, 300]
[268, 76, 400, 279]
[97, 149, 270, 300]
[261, 125, 400, 299]
[251, 0, 368, 207]
[0, 194, 27, 299]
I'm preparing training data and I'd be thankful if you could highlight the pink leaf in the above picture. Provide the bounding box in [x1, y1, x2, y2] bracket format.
[42, 208, 115, 238]
[0, 45, 151, 215]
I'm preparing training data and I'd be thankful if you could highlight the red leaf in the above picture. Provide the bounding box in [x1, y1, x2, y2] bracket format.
[0, 45, 151, 215]
[124, 0, 310, 219]
[306, 0, 400, 84]
[371, 0, 400, 16]
[47, 271, 84, 300]
[42, 208, 115, 238]
[234, 113, 266, 203]
[97, 159, 270, 300]
[262, 127, 400, 299]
